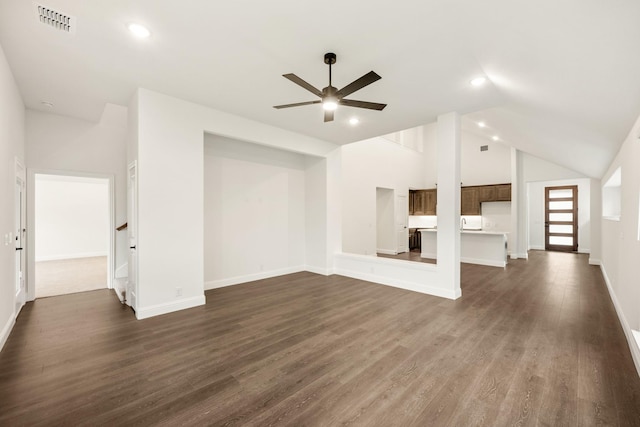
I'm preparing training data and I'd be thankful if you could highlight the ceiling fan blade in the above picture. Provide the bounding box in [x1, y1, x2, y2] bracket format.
[283, 73, 323, 97]
[324, 109, 334, 122]
[273, 100, 322, 109]
[335, 71, 381, 98]
[339, 99, 387, 110]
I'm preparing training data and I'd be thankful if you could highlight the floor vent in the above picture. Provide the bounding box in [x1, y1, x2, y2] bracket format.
[35, 3, 76, 34]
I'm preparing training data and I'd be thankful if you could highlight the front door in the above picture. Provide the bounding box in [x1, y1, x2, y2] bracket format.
[545, 185, 578, 252]
[15, 176, 26, 315]
[396, 194, 408, 253]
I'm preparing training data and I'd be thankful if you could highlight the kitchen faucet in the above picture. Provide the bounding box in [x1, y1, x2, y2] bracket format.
[460, 217, 466, 231]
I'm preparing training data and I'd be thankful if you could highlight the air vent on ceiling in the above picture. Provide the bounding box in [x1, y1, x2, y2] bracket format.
[34, 3, 76, 34]
[480, 145, 489, 152]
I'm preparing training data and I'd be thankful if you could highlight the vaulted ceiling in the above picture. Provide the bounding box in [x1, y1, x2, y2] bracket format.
[1, 0, 639, 178]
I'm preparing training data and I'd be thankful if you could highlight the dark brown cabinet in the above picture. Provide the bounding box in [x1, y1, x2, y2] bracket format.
[410, 189, 436, 215]
[461, 187, 480, 215]
[495, 184, 511, 201]
[410, 184, 510, 216]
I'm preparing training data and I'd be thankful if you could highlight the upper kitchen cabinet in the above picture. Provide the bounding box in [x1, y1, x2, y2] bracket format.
[495, 184, 511, 201]
[411, 189, 436, 215]
[461, 187, 480, 215]
[478, 183, 512, 202]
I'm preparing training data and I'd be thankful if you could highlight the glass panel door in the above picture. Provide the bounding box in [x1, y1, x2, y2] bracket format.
[545, 185, 578, 252]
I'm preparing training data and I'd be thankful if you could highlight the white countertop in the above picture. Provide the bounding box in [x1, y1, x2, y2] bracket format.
[418, 228, 509, 236]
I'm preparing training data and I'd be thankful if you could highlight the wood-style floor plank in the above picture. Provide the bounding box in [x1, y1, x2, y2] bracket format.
[1, 251, 640, 426]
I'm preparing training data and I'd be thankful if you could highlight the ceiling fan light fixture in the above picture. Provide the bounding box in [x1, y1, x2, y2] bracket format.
[322, 98, 338, 111]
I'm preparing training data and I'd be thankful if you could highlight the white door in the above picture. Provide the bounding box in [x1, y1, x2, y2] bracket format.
[15, 177, 26, 315]
[396, 194, 408, 253]
[127, 162, 138, 310]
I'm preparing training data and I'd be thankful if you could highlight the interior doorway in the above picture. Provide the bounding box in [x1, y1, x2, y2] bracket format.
[376, 188, 396, 255]
[545, 185, 578, 252]
[15, 159, 26, 316]
[32, 173, 113, 298]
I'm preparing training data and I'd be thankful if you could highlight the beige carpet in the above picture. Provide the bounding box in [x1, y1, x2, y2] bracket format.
[36, 256, 107, 298]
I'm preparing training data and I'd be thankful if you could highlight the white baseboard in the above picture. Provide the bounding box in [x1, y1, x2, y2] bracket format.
[112, 277, 127, 303]
[135, 295, 206, 320]
[376, 249, 397, 255]
[204, 265, 305, 290]
[529, 245, 545, 251]
[334, 267, 460, 300]
[115, 263, 128, 278]
[36, 251, 108, 262]
[421, 252, 436, 259]
[0, 314, 16, 353]
[588, 258, 601, 266]
[600, 263, 640, 378]
[304, 265, 333, 276]
[460, 256, 506, 268]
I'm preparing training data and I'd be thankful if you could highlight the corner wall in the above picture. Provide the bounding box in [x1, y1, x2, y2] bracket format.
[131, 89, 339, 319]
[0, 42, 25, 351]
[599, 113, 640, 375]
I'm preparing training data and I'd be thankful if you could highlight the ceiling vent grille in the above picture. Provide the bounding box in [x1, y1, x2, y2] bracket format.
[480, 145, 489, 152]
[34, 3, 76, 34]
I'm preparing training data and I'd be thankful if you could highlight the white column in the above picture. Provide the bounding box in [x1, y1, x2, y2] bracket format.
[436, 112, 461, 297]
[510, 148, 519, 259]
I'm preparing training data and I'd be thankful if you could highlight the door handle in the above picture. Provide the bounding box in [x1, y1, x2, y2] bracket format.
[130, 246, 136, 249]
[15, 247, 23, 251]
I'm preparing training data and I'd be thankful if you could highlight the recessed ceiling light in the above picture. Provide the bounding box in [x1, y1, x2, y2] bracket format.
[349, 117, 359, 125]
[492, 135, 499, 141]
[478, 121, 486, 128]
[470, 77, 487, 87]
[41, 101, 54, 108]
[128, 23, 150, 38]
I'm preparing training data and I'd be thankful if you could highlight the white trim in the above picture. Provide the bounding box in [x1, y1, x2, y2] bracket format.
[35, 251, 108, 262]
[460, 256, 506, 268]
[304, 265, 333, 276]
[204, 266, 305, 290]
[0, 315, 16, 353]
[421, 252, 506, 268]
[588, 258, 601, 266]
[135, 295, 206, 320]
[600, 263, 640, 378]
[376, 248, 398, 255]
[334, 267, 460, 300]
[529, 245, 545, 251]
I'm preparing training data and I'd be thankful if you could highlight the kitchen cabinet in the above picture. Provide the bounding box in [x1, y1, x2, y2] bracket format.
[477, 183, 512, 203]
[495, 184, 511, 201]
[409, 190, 415, 215]
[461, 187, 480, 215]
[410, 189, 436, 215]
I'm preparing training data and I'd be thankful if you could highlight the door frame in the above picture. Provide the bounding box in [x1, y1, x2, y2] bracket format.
[26, 169, 115, 301]
[126, 161, 138, 310]
[14, 158, 26, 316]
[544, 185, 578, 252]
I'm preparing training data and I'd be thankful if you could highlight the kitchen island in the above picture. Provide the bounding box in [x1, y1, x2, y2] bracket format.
[419, 229, 508, 267]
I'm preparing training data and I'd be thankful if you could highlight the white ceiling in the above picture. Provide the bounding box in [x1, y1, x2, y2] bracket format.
[1, 0, 639, 178]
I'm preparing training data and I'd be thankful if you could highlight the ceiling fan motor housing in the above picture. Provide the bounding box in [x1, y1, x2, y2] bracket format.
[324, 52, 336, 65]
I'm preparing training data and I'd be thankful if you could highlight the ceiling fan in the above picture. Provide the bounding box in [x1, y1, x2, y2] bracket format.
[274, 52, 387, 122]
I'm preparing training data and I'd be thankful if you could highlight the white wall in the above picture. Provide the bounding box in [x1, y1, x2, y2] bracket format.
[527, 178, 591, 253]
[342, 137, 425, 255]
[599, 112, 640, 374]
[26, 105, 127, 271]
[422, 123, 512, 187]
[131, 88, 339, 319]
[481, 201, 512, 251]
[203, 134, 308, 287]
[0, 42, 25, 351]
[35, 175, 108, 261]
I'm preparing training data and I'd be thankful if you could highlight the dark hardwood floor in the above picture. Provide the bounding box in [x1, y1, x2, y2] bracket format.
[1, 251, 639, 426]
